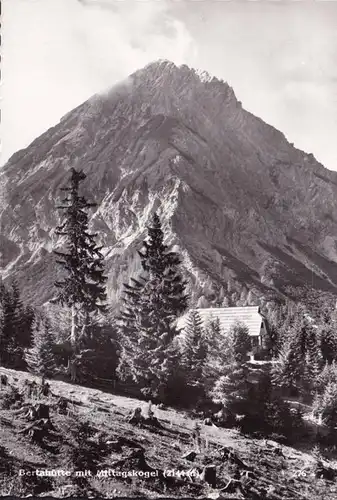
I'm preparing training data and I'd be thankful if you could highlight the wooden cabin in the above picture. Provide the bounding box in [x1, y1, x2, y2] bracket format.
[177, 306, 267, 358]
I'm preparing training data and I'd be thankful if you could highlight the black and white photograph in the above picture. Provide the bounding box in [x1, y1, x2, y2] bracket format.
[1, 0, 337, 498]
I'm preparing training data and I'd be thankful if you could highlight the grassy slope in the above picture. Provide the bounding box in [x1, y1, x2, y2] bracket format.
[1, 367, 337, 499]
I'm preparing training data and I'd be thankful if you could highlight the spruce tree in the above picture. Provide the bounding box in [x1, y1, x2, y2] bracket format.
[53, 168, 107, 348]
[0, 281, 33, 369]
[231, 321, 252, 363]
[264, 321, 280, 358]
[302, 327, 322, 397]
[320, 324, 337, 364]
[131, 275, 182, 397]
[313, 382, 337, 429]
[211, 322, 251, 416]
[271, 337, 303, 394]
[138, 213, 188, 317]
[116, 277, 146, 383]
[25, 315, 56, 378]
[117, 212, 188, 402]
[181, 311, 207, 392]
[203, 317, 232, 395]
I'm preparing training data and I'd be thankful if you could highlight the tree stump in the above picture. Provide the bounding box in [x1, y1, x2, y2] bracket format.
[192, 423, 202, 452]
[24, 403, 50, 422]
[113, 449, 155, 472]
[315, 460, 337, 480]
[0, 374, 8, 389]
[202, 465, 216, 488]
[56, 397, 68, 415]
[67, 358, 77, 383]
[128, 407, 144, 425]
[144, 412, 162, 428]
[39, 380, 51, 397]
[182, 451, 197, 462]
[19, 417, 55, 444]
[24, 380, 38, 399]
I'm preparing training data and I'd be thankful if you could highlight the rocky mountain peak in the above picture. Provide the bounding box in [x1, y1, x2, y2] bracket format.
[1, 60, 337, 308]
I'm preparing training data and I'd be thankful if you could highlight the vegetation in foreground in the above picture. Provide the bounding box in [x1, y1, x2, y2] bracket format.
[0, 367, 337, 499]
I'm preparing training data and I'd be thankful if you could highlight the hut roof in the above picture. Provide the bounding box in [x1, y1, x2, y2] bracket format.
[177, 306, 264, 337]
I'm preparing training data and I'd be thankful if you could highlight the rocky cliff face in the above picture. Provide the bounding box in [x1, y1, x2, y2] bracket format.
[1, 60, 337, 308]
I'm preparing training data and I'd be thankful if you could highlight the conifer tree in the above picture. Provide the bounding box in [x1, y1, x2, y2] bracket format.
[181, 311, 207, 391]
[272, 317, 319, 395]
[263, 322, 280, 358]
[116, 277, 146, 383]
[231, 321, 252, 363]
[313, 382, 337, 429]
[53, 168, 107, 348]
[117, 212, 188, 402]
[271, 337, 303, 394]
[247, 369, 297, 436]
[211, 322, 251, 416]
[0, 281, 34, 369]
[203, 317, 232, 395]
[138, 213, 188, 317]
[25, 315, 56, 378]
[302, 327, 322, 397]
[131, 275, 182, 396]
[320, 324, 337, 364]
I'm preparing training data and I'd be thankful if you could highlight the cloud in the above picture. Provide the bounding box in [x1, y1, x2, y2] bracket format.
[1, 0, 196, 165]
[2, 0, 337, 171]
[172, 0, 337, 170]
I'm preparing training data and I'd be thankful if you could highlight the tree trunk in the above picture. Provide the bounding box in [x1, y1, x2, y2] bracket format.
[68, 358, 77, 383]
[71, 304, 78, 346]
[80, 309, 90, 341]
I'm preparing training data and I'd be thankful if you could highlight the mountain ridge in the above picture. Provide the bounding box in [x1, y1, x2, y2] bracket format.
[1, 59, 337, 308]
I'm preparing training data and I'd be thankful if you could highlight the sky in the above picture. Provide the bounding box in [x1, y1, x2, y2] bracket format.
[2, 0, 337, 171]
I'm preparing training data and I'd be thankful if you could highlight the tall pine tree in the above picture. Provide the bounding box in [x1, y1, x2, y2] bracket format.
[53, 168, 107, 349]
[138, 213, 188, 318]
[117, 212, 188, 402]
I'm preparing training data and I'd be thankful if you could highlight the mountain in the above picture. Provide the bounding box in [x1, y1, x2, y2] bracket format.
[1, 60, 337, 309]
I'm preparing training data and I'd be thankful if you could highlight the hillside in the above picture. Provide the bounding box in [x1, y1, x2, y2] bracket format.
[1, 367, 337, 499]
[1, 60, 337, 307]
